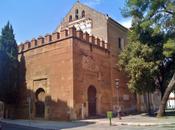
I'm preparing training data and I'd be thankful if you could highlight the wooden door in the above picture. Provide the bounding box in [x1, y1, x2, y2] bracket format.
[88, 86, 97, 116]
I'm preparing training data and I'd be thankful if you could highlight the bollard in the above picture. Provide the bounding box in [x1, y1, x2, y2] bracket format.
[107, 111, 113, 126]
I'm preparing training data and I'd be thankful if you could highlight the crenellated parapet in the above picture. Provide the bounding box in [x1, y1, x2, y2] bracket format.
[18, 26, 109, 53]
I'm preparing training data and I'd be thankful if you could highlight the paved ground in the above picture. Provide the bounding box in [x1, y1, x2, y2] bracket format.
[0, 114, 175, 130]
[1, 121, 175, 130]
[0, 120, 93, 130]
[62, 123, 175, 130]
[82, 114, 175, 126]
[0, 123, 44, 130]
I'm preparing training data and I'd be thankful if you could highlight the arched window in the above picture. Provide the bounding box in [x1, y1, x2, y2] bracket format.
[75, 9, 79, 14]
[82, 10, 85, 18]
[69, 15, 72, 22]
[75, 9, 79, 20]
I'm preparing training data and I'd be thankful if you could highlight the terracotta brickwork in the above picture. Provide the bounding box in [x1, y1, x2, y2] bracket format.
[17, 27, 111, 120]
[57, 2, 136, 113]
[17, 2, 137, 120]
[107, 19, 137, 112]
[73, 33, 111, 119]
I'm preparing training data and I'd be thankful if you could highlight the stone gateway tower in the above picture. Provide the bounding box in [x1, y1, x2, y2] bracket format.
[17, 1, 136, 120]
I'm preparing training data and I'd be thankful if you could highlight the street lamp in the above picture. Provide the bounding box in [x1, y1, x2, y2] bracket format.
[115, 79, 121, 119]
[115, 79, 119, 88]
[115, 79, 119, 106]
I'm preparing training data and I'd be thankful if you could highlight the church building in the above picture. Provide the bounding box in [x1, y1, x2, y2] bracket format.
[17, 1, 137, 120]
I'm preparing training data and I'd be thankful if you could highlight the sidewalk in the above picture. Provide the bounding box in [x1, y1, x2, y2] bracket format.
[81, 114, 175, 126]
[0, 114, 175, 129]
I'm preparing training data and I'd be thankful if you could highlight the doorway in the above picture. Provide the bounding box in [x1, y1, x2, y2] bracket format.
[35, 88, 45, 118]
[88, 85, 97, 116]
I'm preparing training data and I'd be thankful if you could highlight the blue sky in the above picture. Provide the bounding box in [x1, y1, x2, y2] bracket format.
[0, 0, 131, 43]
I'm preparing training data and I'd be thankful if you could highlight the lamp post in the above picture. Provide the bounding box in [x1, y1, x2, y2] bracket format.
[115, 79, 121, 119]
[115, 79, 119, 106]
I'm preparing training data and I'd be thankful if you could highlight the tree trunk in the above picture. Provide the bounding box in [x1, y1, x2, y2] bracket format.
[157, 73, 175, 117]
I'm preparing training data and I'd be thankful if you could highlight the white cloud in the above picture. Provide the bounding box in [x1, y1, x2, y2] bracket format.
[119, 18, 132, 29]
[83, 0, 102, 7]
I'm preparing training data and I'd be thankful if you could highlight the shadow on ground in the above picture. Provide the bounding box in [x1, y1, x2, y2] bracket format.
[0, 120, 95, 130]
[132, 110, 175, 117]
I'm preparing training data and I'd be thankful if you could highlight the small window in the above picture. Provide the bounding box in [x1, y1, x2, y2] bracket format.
[118, 38, 121, 49]
[118, 37, 125, 50]
[75, 9, 79, 14]
[82, 10, 85, 17]
[69, 15, 72, 22]
[75, 9, 79, 20]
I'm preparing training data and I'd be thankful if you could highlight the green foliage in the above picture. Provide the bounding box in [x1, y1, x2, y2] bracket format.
[0, 22, 19, 104]
[163, 39, 175, 57]
[123, 0, 175, 35]
[121, 0, 175, 116]
[119, 41, 158, 93]
[0, 22, 18, 59]
[120, 0, 175, 96]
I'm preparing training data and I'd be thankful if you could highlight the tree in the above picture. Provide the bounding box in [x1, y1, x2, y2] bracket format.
[119, 40, 158, 93]
[119, 33, 160, 114]
[157, 38, 175, 116]
[0, 22, 19, 104]
[121, 0, 175, 116]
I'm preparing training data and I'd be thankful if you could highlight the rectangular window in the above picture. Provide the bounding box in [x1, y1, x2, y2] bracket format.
[118, 37, 124, 50]
[118, 38, 121, 49]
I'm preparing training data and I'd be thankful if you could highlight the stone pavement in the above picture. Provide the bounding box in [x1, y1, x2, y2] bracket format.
[81, 114, 175, 126]
[0, 114, 175, 130]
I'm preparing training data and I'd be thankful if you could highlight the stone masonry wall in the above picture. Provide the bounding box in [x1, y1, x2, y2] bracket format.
[107, 19, 137, 113]
[72, 30, 111, 118]
[17, 27, 109, 120]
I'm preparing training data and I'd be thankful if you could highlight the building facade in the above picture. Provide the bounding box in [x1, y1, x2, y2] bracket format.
[167, 91, 175, 109]
[17, 2, 136, 120]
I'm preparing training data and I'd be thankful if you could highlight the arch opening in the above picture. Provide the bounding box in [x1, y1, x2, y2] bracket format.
[35, 88, 45, 118]
[82, 10, 85, 18]
[88, 85, 97, 116]
[75, 9, 79, 20]
[69, 15, 72, 22]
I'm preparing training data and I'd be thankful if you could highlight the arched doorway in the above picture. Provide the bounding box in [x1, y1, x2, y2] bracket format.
[35, 88, 45, 118]
[88, 85, 97, 116]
